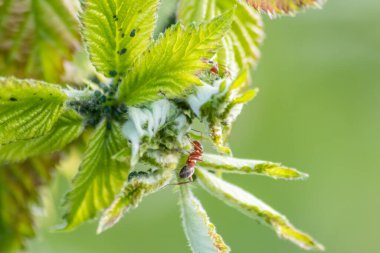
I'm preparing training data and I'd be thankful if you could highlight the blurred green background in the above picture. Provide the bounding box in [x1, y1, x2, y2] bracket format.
[29, 0, 380, 252]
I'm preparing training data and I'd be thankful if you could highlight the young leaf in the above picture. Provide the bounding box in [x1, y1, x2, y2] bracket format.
[178, 0, 264, 73]
[0, 77, 67, 145]
[117, 10, 234, 106]
[180, 184, 230, 253]
[81, 0, 159, 78]
[0, 156, 59, 253]
[196, 168, 324, 251]
[97, 170, 173, 233]
[0, 0, 79, 82]
[246, 0, 323, 16]
[222, 0, 264, 70]
[62, 120, 130, 231]
[0, 109, 84, 162]
[199, 153, 309, 180]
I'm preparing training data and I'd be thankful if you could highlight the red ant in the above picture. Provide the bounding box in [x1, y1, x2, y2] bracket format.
[209, 61, 231, 78]
[176, 140, 203, 185]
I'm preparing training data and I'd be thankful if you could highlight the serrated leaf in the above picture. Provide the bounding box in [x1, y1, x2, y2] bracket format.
[246, 0, 323, 16]
[62, 120, 130, 231]
[97, 170, 172, 233]
[0, 77, 67, 145]
[199, 154, 308, 180]
[81, 0, 159, 78]
[180, 184, 230, 253]
[0, 156, 59, 253]
[196, 168, 324, 251]
[0, 109, 84, 162]
[178, 0, 263, 73]
[0, 0, 79, 82]
[118, 10, 234, 106]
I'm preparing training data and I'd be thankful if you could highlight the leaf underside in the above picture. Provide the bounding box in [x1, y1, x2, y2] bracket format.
[196, 168, 324, 251]
[118, 10, 234, 106]
[199, 153, 309, 180]
[0, 77, 67, 145]
[62, 120, 130, 231]
[97, 170, 173, 233]
[246, 0, 323, 16]
[81, 0, 159, 78]
[0, 0, 79, 82]
[180, 184, 230, 253]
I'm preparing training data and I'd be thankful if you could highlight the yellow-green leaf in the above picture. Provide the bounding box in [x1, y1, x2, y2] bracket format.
[0, 109, 84, 162]
[199, 153, 308, 180]
[180, 184, 230, 253]
[178, 0, 264, 73]
[118, 10, 234, 106]
[81, 0, 159, 78]
[62, 120, 129, 231]
[0, 77, 67, 145]
[196, 168, 324, 251]
[97, 170, 172, 233]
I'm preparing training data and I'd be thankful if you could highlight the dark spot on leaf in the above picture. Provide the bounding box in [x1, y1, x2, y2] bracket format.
[109, 70, 118, 77]
[138, 10, 142, 13]
[121, 33, 125, 38]
[113, 15, 116, 18]
[9, 97, 17, 101]
[119, 48, 127, 55]
[40, 98, 43, 101]
[130, 29, 136, 37]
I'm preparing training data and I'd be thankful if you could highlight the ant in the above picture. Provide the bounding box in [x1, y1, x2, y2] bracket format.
[176, 140, 203, 185]
[209, 60, 231, 78]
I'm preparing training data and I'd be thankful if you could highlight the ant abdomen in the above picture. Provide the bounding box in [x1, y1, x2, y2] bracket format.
[179, 165, 195, 179]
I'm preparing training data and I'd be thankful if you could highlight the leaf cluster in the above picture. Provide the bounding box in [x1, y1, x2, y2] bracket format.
[0, 0, 325, 252]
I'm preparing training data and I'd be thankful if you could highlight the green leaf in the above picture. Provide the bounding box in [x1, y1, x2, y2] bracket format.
[199, 154, 309, 180]
[81, 0, 159, 78]
[180, 184, 230, 253]
[0, 156, 59, 253]
[0, 77, 67, 145]
[62, 120, 130, 231]
[0, 109, 84, 162]
[178, 0, 264, 72]
[0, 0, 79, 82]
[196, 168, 324, 251]
[118, 10, 234, 106]
[246, 0, 323, 16]
[97, 170, 173, 233]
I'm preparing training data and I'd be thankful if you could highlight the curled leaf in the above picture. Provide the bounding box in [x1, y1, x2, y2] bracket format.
[246, 0, 323, 17]
[196, 168, 324, 251]
[97, 170, 173, 233]
[180, 184, 230, 253]
[199, 153, 309, 180]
